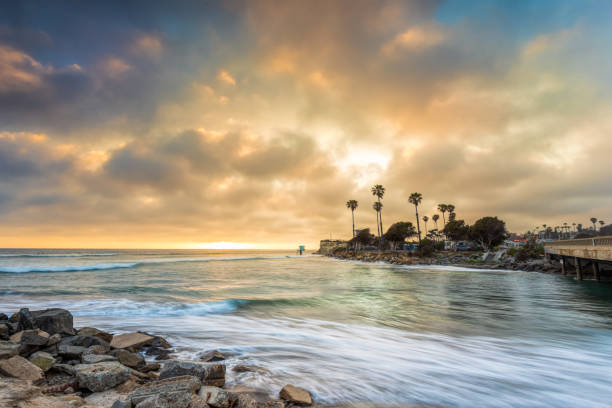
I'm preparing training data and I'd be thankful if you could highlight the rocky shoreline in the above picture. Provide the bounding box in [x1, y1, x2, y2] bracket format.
[328, 250, 563, 274]
[0, 307, 313, 408]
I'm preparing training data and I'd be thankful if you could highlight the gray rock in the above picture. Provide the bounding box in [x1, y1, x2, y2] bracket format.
[111, 332, 154, 350]
[58, 344, 87, 360]
[233, 393, 259, 408]
[200, 350, 225, 362]
[188, 395, 210, 408]
[112, 399, 134, 408]
[29, 351, 56, 371]
[279, 385, 312, 405]
[0, 355, 44, 381]
[0, 323, 9, 340]
[199, 386, 231, 408]
[16, 308, 36, 331]
[159, 360, 225, 386]
[74, 361, 131, 392]
[78, 327, 114, 343]
[82, 353, 118, 364]
[50, 363, 76, 376]
[112, 349, 145, 368]
[9, 329, 50, 346]
[83, 344, 110, 356]
[135, 394, 191, 408]
[47, 333, 62, 346]
[129, 375, 201, 406]
[61, 334, 110, 350]
[0, 340, 20, 359]
[31, 308, 74, 336]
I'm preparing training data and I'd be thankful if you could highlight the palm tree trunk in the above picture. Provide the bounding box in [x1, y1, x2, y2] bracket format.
[415, 206, 421, 244]
[351, 210, 355, 239]
[378, 198, 383, 239]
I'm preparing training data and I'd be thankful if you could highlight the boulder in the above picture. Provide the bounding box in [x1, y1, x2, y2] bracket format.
[85, 389, 126, 407]
[159, 360, 225, 386]
[61, 334, 110, 350]
[200, 350, 225, 362]
[57, 344, 87, 360]
[111, 332, 154, 350]
[10, 329, 50, 346]
[78, 327, 114, 343]
[47, 333, 62, 346]
[199, 386, 231, 408]
[74, 361, 131, 392]
[0, 323, 9, 340]
[82, 353, 118, 364]
[31, 308, 74, 336]
[16, 308, 36, 331]
[83, 344, 110, 356]
[233, 393, 259, 408]
[279, 385, 312, 405]
[129, 375, 201, 406]
[112, 349, 146, 369]
[0, 355, 44, 381]
[188, 395, 210, 408]
[111, 399, 133, 408]
[0, 340, 20, 359]
[140, 362, 161, 373]
[135, 393, 192, 408]
[29, 351, 56, 371]
[0, 313, 8, 321]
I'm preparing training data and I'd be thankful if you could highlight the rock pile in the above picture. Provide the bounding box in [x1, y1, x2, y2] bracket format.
[0, 307, 315, 408]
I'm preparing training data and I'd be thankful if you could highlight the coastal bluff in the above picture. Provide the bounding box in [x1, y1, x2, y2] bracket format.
[0, 307, 314, 408]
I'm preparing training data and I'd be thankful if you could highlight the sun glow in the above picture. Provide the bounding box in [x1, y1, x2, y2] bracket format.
[193, 241, 254, 250]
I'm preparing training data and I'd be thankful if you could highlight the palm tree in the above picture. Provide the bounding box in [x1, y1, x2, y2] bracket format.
[437, 204, 448, 225]
[446, 204, 456, 221]
[599, 220, 605, 227]
[432, 214, 439, 231]
[572, 222, 576, 233]
[371, 185, 385, 243]
[563, 222, 568, 239]
[409, 192, 423, 244]
[346, 200, 358, 239]
[423, 216, 429, 236]
[591, 217, 598, 231]
[542, 224, 547, 239]
[372, 202, 383, 245]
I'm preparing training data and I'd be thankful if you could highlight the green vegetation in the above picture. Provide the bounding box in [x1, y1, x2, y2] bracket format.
[346, 200, 358, 239]
[384, 222, 416, 250]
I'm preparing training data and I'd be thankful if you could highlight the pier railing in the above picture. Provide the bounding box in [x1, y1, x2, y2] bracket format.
[544, 236, 612, 247]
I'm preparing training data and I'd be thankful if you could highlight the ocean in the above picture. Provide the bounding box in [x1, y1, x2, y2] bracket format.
[1, 249, 611, 407]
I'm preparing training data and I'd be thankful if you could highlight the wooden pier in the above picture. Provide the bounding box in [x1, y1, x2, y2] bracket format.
[544, 236, 612, 281]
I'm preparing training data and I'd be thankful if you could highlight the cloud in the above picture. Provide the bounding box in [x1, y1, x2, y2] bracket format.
[217, 69, 236, 85]
[0, 1, 612, 247]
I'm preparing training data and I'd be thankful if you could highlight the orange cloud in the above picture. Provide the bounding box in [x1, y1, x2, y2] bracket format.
[217, 69, 236, 85]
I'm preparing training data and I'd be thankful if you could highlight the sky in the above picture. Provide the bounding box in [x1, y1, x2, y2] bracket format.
[0, 0, 611, 249]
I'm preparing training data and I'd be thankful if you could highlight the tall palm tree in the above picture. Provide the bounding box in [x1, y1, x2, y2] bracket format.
[409, 192, 423, 244]
[572, 222, 576, 233]
[371, 185, 385, 241]
[423, 216, 429, 236]
[599, 220, 605, 227]
[542, 224, 547, 239]
[432, 214, 439, 231]
[563, 222, 568, 239]
[372, 202, 383, 245]
[346, 200, 358, 239]
[446, 204, 456, 221]
[437, 204, 448, 225]
[591, 217, 598, 231]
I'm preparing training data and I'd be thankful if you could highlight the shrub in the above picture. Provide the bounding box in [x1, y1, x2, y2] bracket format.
[419, 238, 436, 257]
